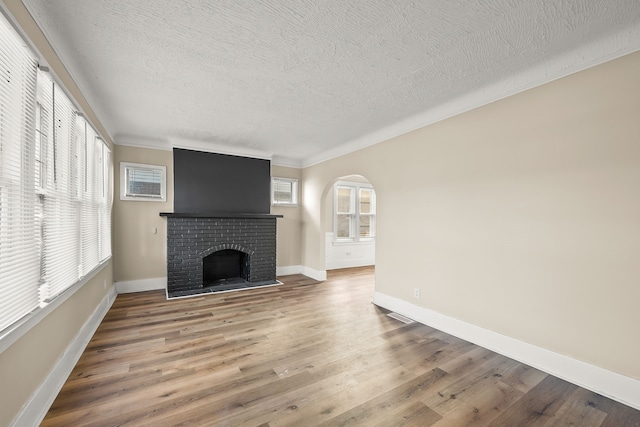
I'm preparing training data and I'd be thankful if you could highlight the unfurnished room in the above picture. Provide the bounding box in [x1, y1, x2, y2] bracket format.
[1, 1, 640, 426]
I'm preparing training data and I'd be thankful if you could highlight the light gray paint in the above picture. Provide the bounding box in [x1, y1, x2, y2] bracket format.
[22, 0, 640, 166]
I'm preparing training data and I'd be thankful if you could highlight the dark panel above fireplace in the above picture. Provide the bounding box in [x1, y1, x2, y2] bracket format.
[173, 148, 271, 214]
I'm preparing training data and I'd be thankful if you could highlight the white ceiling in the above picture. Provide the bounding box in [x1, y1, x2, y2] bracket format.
[22, 0, 640, 167]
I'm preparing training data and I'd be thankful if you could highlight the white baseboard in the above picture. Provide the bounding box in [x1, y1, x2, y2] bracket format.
[276, 265, 303, 276]
[12, 285, 117, 427]
[115, 277, 166, 293]
[301, 266, 327, 281]
[326, 258, 374, 270]
[373, 291, 640, 411]
[116, 272, 324, 292]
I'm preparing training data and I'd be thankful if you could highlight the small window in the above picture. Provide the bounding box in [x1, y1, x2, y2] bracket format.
[120, 162, 166, 201]
[271, 177, 298, 206]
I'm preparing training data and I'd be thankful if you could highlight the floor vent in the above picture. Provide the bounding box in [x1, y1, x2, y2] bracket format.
[387, 312, 415, 324]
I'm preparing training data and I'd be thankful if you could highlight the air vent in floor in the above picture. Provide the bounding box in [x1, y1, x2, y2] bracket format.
[387, 312, 415, 324]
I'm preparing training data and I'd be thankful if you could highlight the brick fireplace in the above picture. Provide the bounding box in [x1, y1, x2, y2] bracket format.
[160, 213, 282, 298]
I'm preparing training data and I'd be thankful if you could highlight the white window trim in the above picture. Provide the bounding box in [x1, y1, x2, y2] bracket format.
[271, 177, 299, 207]
[0, 8, 113, 346]
[333, 180, 376, 244]
[0, 260, 109, 354]
[120, 162, 166, 202]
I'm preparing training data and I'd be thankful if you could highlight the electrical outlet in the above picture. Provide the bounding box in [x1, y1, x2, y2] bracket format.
[346, 251, 351, 256]
[414, 288, 420, 299]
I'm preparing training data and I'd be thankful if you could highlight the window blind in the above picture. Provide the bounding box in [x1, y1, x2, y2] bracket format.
[40, 74, 112, 301]
[271, 177, 298, 206]
[99, 141, 111, 262]
[0, 12, 112, 334]
[80, 119, 99, 275]
[40, 74, 81, 301]
[126, 166, 162, 197]
[0, 19, 41, 332]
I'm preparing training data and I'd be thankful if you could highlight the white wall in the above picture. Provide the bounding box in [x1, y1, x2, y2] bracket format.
[325, 232, 375, 270]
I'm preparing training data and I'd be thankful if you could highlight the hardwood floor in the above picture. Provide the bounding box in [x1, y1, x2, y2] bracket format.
[43, 267, 640, 426]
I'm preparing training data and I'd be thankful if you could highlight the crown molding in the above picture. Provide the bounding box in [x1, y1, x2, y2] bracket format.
[301, 24, 640, 168]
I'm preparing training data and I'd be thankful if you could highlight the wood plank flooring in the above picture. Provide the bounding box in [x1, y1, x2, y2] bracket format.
[42, 267, 640, 426]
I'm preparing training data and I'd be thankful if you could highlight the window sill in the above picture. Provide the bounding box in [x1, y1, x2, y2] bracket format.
[333, 239, 375, 246]
[0, 258, 111, 354]
[120, 197, 167, 202]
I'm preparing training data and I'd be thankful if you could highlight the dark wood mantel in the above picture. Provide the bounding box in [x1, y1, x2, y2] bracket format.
[159, 212, 283, 219]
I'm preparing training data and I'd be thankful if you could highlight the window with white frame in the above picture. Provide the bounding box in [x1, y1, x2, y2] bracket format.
[0, 14, 112, 335]
[0, 18, 41, 332]
[271, 177, 298, 206]
[334, 181, 376, 242]
[120, 162, 166, 201]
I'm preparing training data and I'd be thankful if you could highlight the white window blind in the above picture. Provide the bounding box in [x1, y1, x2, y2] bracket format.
[119, 162, 166, 201]
[271, 177, 298, 206]
[0, 18, 41, 332]
[38, 71, 112, 301]
[40, 74, 81, 301]
[99, 142, 111, 262]
[128, 167, 161, 197]
[80, 118, 99, 275]
[80, 122, 111, 275]
[0, 12, 112, 335]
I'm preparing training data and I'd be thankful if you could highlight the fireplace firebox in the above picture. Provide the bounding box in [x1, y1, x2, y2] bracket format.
[203, 249, 250, 286]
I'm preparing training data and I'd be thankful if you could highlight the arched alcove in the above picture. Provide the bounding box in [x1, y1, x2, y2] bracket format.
[319, 174, 376, 271]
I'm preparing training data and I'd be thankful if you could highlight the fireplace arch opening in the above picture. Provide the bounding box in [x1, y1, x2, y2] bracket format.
[203, 249, 250, 287]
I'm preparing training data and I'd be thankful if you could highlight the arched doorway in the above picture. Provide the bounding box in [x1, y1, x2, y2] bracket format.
[320, 174, 376, 271]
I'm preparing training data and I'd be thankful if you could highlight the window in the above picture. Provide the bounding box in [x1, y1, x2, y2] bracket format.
[0, 17, 41, 332]
[334, 181, 376, 242]
[271, 177, 298, 206]
[0, 14, 112, 335]
[120, 162, 166, 201]
[358, 187, 375, 238]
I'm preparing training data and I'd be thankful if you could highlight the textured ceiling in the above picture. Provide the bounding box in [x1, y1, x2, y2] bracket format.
[21, 0, 640, 166]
